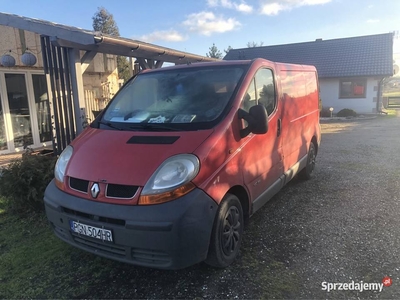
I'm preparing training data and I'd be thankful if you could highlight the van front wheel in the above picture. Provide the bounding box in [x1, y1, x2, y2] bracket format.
[205, 194, 244, 268]
[299, 142, 316, 180]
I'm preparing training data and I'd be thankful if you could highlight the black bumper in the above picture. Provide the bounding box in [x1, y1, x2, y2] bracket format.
[44, 180, 218, 270]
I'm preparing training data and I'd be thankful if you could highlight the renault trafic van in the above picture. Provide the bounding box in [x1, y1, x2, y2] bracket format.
[44, 58, 321, 269]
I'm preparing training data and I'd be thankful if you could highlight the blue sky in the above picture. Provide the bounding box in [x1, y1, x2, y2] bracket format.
[1, 0, 399, 57]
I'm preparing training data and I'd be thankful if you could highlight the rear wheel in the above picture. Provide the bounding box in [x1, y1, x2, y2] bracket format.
[205, 194, 244, 268]
[299, 142, 316, 180]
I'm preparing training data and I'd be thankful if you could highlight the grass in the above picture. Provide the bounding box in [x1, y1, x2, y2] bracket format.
[0, 196, 119, 299]
[383, 90, 400, 98]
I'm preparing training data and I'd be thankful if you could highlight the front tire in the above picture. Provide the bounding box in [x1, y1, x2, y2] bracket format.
[299, 142, 316, 180]
[205, 194, 244, 268]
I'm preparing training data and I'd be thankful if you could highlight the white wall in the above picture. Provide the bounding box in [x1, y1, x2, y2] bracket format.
[319, 77, 381, 114]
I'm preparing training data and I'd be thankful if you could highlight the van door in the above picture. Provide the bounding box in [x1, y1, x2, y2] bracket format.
[239, 68, 283, 207]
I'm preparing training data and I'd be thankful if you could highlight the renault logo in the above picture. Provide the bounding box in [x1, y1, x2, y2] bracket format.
[90, 183, 100, 198]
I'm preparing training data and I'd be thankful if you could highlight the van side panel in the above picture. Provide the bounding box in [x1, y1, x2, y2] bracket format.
[193, 112, 246, 204]
[278, 67, 319, 173]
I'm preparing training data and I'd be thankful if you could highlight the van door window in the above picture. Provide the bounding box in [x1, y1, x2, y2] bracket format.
[256, 69, 276, 115]
[242, 78, 257, 111]
[241, 69, 276, 116]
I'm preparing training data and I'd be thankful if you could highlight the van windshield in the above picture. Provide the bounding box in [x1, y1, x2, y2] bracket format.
[101, 66, 244, 130]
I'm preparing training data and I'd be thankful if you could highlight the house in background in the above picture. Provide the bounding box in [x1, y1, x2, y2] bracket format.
[224, 33, 394, 114]
[0, 24, 119, 154]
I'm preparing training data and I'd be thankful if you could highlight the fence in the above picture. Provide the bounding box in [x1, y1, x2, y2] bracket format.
[84, 90, 107, 124]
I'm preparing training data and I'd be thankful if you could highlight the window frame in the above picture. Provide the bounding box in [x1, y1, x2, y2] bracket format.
[241, 67, 277, 117]
[339, 78, 367, 99]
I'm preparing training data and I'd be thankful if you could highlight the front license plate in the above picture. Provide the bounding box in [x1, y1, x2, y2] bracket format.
[69, 220, 113, 242]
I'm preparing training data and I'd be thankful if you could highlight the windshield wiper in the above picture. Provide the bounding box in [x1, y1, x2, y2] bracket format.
[129, 123, 182, 131]
[98, 121, 124, 131]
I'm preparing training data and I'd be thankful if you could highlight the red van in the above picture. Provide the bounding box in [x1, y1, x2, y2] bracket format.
[44, 58, 321, 270]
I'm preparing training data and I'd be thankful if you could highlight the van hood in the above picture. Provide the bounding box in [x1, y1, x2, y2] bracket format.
[66, 127, 213, 186]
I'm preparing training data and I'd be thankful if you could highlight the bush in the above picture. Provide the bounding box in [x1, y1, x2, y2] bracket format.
[320, 107, 332, 117]
[0, 153, 56, 215]
[337, 108, 357, 118]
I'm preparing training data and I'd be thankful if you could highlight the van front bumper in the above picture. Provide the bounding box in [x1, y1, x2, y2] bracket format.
[44, 180, 218, 270]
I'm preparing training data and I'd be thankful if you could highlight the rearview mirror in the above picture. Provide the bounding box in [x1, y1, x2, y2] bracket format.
[238, 105, 268, 138]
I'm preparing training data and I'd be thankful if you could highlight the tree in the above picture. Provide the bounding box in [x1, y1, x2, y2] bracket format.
[206, 43, 223, 59]
[92, 7, 131, 82]
[92, 7, 120, 36]
[247, 41, 264, 48]
[224, 46, 233, 55]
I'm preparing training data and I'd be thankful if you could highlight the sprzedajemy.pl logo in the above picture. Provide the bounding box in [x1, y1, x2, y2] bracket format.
[321, 276, 392, 293]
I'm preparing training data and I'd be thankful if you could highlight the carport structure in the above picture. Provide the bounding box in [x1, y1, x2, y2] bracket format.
[0, 12, 217, 154]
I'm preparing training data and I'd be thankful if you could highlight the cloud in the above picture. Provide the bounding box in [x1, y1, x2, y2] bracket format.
[366, 19, 380, 23]
[140, 30, 186, 42]
[207, 0, 254, 13]
[182, 11, 241, 36]
[260, 0, 332, 15]
[236, 3, 253, 13]
[260, 3, 285, 15]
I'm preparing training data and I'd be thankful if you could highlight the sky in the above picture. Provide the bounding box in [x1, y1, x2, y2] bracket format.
[1, 0, 399, 59]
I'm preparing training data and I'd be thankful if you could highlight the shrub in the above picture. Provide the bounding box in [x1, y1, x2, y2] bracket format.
[0, 153, 56, 215]
[337, 108, 357, 118]
[320, 107, 332, 117]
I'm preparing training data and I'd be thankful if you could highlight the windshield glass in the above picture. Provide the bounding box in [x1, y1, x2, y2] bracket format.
[102, 66, 244, 128]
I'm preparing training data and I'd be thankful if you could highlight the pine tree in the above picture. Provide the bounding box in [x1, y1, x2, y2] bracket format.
[206, 43, 223, 59]
[92, 7, 130, 82]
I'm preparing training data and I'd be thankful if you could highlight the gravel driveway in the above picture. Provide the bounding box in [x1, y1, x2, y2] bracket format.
[81, 114, 400, 299]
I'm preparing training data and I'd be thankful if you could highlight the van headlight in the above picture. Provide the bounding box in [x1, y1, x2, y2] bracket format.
[139, 154, 200, 205]
[54, 146, 73, 186]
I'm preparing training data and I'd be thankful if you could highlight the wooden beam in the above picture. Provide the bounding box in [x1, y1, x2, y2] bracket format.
[147, 59, 154, 69]
[68, 48, 87, 135]
[0, 12, 95, 45]
[136, 58, 150, 70]
[80, 50, 97, 74]
[154, 60, 164, 69]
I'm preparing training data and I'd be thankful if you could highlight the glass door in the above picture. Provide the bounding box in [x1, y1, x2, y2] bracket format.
[5, 73, 34, 148]
[32, 74, 51, 143]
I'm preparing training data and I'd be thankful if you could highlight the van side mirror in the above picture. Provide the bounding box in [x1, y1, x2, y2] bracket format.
[238, 105, 269, 138]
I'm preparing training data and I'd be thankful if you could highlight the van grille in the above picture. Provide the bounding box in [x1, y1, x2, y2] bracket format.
[131, 248, 171, 266]
[106, 184, 138, 199]
[62, 207, 125, 226]
[73, 235, 126, 257]
[69, 177, 89, 193]
[68, 177, 138, 200]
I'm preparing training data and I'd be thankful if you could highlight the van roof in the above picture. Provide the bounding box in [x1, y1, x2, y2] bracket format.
[140, 58, 317, 74]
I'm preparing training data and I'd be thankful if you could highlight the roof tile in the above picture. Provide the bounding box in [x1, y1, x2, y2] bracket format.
[223, 33, 393, 78]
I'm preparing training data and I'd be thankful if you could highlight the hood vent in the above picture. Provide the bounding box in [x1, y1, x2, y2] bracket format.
[127, 136, 180, 144]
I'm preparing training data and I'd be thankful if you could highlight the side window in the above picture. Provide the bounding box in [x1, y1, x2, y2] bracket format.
[256, 69, 276, 115]
[241, 69, 276, 115]
[242, 78, 257, 112]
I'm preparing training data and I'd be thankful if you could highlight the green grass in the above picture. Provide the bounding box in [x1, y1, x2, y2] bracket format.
[0, 197, 119, 299]
[383, 109, 398, 117]
[383, 90, 400, 98]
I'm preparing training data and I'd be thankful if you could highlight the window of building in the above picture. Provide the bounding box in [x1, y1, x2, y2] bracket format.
[339, 79, 367, 98]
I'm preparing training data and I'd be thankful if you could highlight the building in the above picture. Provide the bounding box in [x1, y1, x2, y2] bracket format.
[224, 33, 394, 114]
[0, 12, 215, 155]
[0, 24, 119, 154]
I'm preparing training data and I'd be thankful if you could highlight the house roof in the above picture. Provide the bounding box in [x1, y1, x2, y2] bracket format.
[224, 33, 393, 78]
[0, 12, 217, 65]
